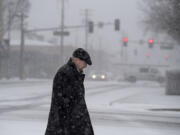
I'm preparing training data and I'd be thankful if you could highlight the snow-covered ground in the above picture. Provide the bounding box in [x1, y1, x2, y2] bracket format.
[0, 79, 180, 135]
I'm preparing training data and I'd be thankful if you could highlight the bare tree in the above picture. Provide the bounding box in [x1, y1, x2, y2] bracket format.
[0, 0, 30, 39]
[139, 0, 180, 44]
[0, 0, 30, 79]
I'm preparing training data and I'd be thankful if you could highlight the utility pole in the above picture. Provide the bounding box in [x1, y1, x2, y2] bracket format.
[19, 13, 25, 80]
[5, 4, 12, 79]
[84, 9, 90, 50]
[0, 0, 3, 79]
[0, 0, 3, 41]
[60, 0, 65, 64]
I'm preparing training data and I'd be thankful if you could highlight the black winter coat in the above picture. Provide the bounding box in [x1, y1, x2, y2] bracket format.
[45, 58, 94, 135]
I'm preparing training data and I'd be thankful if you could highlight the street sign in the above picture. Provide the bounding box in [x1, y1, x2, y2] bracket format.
[53, 31, 70, 36]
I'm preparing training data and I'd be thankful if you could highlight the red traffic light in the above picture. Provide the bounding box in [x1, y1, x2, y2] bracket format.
[123, 37, 128, 43]
[165, 54, 168, 59]
[146, 53, 150, 57]
[122, 37, 128, 47]
[148, 38, 154, 48]
[148, 38, 154, 44]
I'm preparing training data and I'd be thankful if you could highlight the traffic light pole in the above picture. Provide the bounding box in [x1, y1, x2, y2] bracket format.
[60, 0, 65, 64]
[25, 18, 116, 53]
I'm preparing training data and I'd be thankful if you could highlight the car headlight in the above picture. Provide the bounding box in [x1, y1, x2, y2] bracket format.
[92, 74, 96, 79]
[101, 74, 106, 79]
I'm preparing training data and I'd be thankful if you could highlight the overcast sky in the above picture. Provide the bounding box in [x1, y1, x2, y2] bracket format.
[27, 0, 146, 54]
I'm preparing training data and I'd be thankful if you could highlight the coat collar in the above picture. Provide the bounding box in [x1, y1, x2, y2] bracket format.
[67, 58, 85, 83]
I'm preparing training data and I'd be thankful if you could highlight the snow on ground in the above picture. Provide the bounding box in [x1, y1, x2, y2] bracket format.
[0, 79, 180, 135]
[86, 81, 180, 115]
[1, 119, 179, 135]
[0, 79, 180, 115]
[1, 116, 180, 135]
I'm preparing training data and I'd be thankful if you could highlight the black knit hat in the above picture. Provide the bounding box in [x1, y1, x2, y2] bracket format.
[73, 48, 92, 65]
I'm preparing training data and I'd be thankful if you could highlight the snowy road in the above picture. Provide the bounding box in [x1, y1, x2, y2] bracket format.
[0, 80, 180, 135]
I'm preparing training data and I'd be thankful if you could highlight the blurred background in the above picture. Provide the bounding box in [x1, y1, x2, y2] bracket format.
[0, 0, 179, 80]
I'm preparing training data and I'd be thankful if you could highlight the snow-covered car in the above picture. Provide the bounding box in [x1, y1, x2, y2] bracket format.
[124, 67, 165, 83]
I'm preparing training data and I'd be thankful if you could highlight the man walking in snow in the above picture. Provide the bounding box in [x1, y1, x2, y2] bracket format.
[45, 48, 94, 135]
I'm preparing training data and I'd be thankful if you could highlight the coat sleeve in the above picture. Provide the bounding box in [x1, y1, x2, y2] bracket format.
[52, 71, 72, 126]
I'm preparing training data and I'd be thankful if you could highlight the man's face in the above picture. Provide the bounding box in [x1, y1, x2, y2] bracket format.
[77, 59, 87, 70]
[74, 58, 87, 70]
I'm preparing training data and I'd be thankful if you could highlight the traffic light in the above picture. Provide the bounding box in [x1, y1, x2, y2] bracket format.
[114, 19, 120, 31]
[88, 21, 94, 33]
[164, 54, 168, 60]
[146, 53, 150, 57]
[123, 37, 128, 46]
[148, 38, 154, 48]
